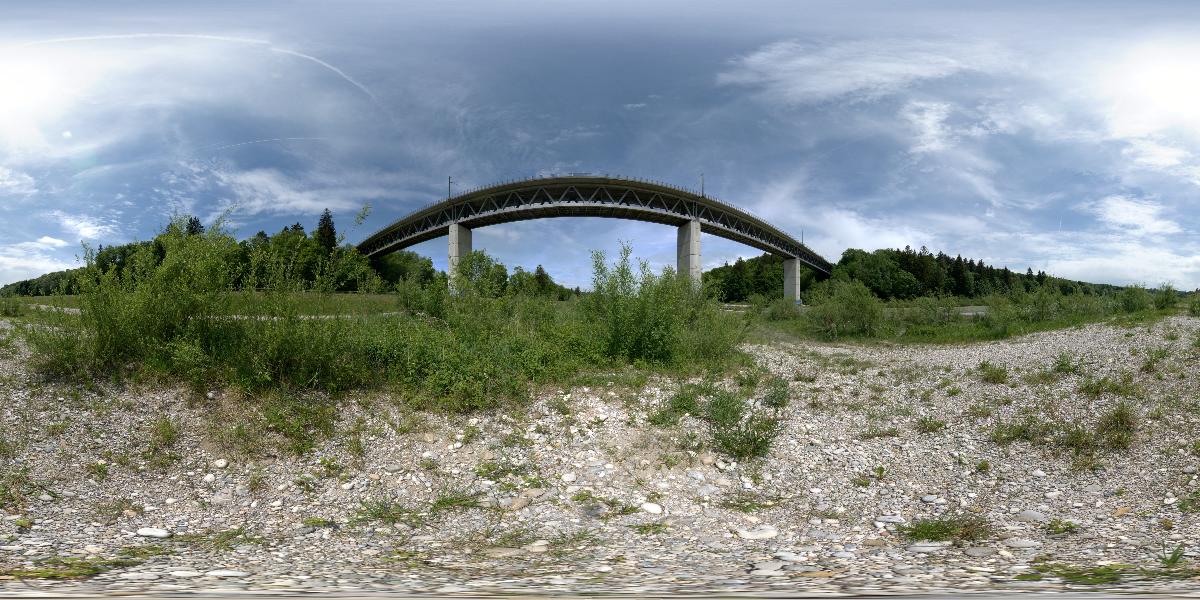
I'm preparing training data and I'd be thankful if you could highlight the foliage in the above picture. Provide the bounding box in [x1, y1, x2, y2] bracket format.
[803, 280, 882, 339]
[899, 515, 994, 543]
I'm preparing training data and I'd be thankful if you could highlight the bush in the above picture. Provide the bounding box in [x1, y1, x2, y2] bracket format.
[0, 297, 23, 317]
[977, 361, 1009, 384]
[1118, 285, 1152, 313]
[804, 280, 882, 339]
[1154, 283, 1178, 310]
[585, 244, 741, 364]
[1188, 295, 1200, 317]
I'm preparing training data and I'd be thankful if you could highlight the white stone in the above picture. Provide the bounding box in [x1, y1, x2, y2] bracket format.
[136, 527, 171, 538]
[735, 525, 778, 540]
[1031, 469, 1047, 477]
[561, 473, 577, 483]
[205, 569, 250, 577]
[119, 572, 160, 580]
[170, 570, 202, 578]
[202, 473, 216, 484]
[213, 458, 229, 469]
[641, 502, 663, 514]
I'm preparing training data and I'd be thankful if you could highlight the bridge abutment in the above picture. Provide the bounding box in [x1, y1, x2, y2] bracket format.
[448, 222, 472, 292]
[783, 258, 801, 301]
[677, 219, 701, 285]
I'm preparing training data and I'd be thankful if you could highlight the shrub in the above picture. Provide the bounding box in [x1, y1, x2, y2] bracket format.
[1095, 400, 1138, 449]
[1189, 295, 1200, 317]
[0, 297, 23, 317]
[915, 416, 946, 433]
[804, 280, 882, 339]
[1154, 283, 1178, 310]
[1118, 285, 1152, 313]
[978, 360, 1009, 384]
[761, 376, 790, 409]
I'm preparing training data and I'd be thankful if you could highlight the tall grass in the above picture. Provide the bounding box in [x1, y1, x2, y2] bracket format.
[23, 223, 744, 415]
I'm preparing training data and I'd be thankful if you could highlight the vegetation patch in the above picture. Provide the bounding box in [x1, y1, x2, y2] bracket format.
[899, 515, 994, 543]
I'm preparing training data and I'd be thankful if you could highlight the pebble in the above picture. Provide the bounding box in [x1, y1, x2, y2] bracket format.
[1184, 466, 1197, 474]
[118, 572, 160, 581]
[205, 569, 250, 578]
[641, 502, 663, 514]
[1031, 469, 1047, 477]
[212, 458, 229, 469]
[135, 528, 171, 538]
[965, 547, 997, 557]
[921, 494, 938, 503]
[907, 543, 944, 553]
[1013, 510, 1047, 522]
[1004, 538, 1041, 549]
[561, 473, 577, 483]
[877, 515, 905, 523]
[169, 570, 202, 578]
[202, 473, 215, 484]
[735, 525, 778, 540]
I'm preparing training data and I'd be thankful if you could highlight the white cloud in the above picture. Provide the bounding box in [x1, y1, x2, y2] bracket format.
[0, 166, 37, 196]
[0, 243, 75, 286]
[1094, 39, 1200, 140]
[623, 103, 647, 110]
[901, 100, 954, 153]
[49, 210, 116, 239]
[1089, 195, 1181, 236]
[36, 236, 68, 247]
[718, 39, 1009, 104]
[213, 168, 381, 217]
[1121, 138, 1189, 169]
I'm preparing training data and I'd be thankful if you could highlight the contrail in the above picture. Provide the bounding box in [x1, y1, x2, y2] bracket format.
[202, 137, 328, 152]
[19, 33, 388, 114]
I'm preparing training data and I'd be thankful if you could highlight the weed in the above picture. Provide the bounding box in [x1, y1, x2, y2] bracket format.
[859, 427, 899, 440]
[86, 462, 109, 481]
[144, 417, 180, 467]
[719, 492, 779, 512]
[1053, 352, 1078, 374]
[1162, 545, 1186, 568]
[1078, 372, 1138, 397]
[976, 460, 991, 473]
[1045, 519, 1079, 535]
[899, 515, 993, 543]
[761, 376, 790, 409]
[978, 361, 1009, 384]
[302, 517, 337, 528]
[915, 416, 946, 433]
[630, 522, 668, 535]
[1094, 400, 1138, 449]
[0, 556, 140, 580]
[353, 499, 420, 527]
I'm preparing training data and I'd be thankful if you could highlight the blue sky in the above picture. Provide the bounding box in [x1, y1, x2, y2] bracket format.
[1, 0, 1198, 289]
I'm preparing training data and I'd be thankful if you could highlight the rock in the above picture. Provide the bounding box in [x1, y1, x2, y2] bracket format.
[523, 541, 549, 553]
[136, 528, 171, 539]
[687, 470, 706, 481]
[1004, 538, 1041, 549]
[907, 543, 944, 553]
[508, 496, 531, 512]
[1184, 466, 1197, 474]
[202, 473, 215, 484]
[699, 453, 716, 466]
[1013, 510, 1047, 523]
[964, 547, 997, 557]
[1031, 469, 1047, 477]
[1044, 490, 1062, 499]
[483, 547, 524, 558]
[212, 458, 229, 469]
[735, 525, 778, 540]
[205, 569, 249, 577]
[169, 570, 202, 578]
[832, 551, 856, 559]
[750, 569, 785, 576]
[754, 560, 785, 571]
[641, 502, 663, 514]
[773, 551, 803, 561]
[561, 473, 577, 483]
[38, 494, 53, 502]
[877, 515, 905, 524]
[118, 572, 160, 581]
[921, 495, 938, 503]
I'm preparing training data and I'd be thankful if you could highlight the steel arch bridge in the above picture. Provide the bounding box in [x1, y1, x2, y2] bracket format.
[357, 175, 832, 297]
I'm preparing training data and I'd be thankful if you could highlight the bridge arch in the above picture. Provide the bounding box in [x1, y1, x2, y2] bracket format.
[356, 175, 832, 299]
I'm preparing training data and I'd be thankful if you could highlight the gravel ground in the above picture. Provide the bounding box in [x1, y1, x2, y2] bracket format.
[2, 316, 1199, 596]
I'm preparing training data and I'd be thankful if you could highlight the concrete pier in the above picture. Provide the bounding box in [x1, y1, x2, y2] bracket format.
[677, 219, 701, 285]
[783, 258, 801, 301]
[448, 222, 472, 291]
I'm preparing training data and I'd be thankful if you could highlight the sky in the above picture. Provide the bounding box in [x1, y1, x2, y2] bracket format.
[1, 0, 1198, 289]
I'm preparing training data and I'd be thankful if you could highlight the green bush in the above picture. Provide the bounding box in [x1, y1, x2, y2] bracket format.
[804, 280, 882, 339]
[1154, 283, 1178, 310]
[1118, 285, 1152, 313]
[1188, 294, 1200, 317]
[0, 297, 23, 317]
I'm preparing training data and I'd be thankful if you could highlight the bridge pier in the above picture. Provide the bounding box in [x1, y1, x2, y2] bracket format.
[677, 219, 701, 285]
[448, 222, 472, 292]
[783, 258, 801, 301]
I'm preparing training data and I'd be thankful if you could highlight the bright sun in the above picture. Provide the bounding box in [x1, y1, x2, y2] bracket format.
[1102, 40, 1200, 139]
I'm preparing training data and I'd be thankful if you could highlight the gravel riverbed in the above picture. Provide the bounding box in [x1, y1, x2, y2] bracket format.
[2, 316, 1199, 596]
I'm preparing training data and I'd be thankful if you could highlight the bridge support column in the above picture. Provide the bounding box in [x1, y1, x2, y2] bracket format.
[783, 258, 801, 301]
[677, 219, 701, 286]
[448, 223, 472, 293]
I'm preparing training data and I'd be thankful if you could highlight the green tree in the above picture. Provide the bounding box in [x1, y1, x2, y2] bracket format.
[314, 209, 337, 254]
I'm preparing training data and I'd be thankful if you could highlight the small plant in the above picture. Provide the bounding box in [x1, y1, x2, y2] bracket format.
[859, 426, 899, 440]
[915, 416, 946, 433]
[1078, 372, 1138, 397]
[630, 522, 668, 535]
[1162, 544, 1186, 568]
[899, 515, 994, 543]
[978, 361, 1009, 384]
[946, 386, 961, 397]
[1095, 400, 1138, 449]
[1140, 346, 1170, 373]
[761, 376, 790, 410]
[302, 517, 336, 528]
[1052, 352, 1078, 374]
[975, 460, 991, 473]
[86, 461, 109, 481]
[1045, 519, 1079, 535]
[852, 475, 872, 487]
[793, 370, 817, 383]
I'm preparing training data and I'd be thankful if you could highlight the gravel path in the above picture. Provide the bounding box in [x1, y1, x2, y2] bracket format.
[2, 316, 1199, 595]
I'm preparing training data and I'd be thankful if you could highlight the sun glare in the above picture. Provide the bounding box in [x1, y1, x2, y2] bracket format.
[1103, 40, 1200, 138]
